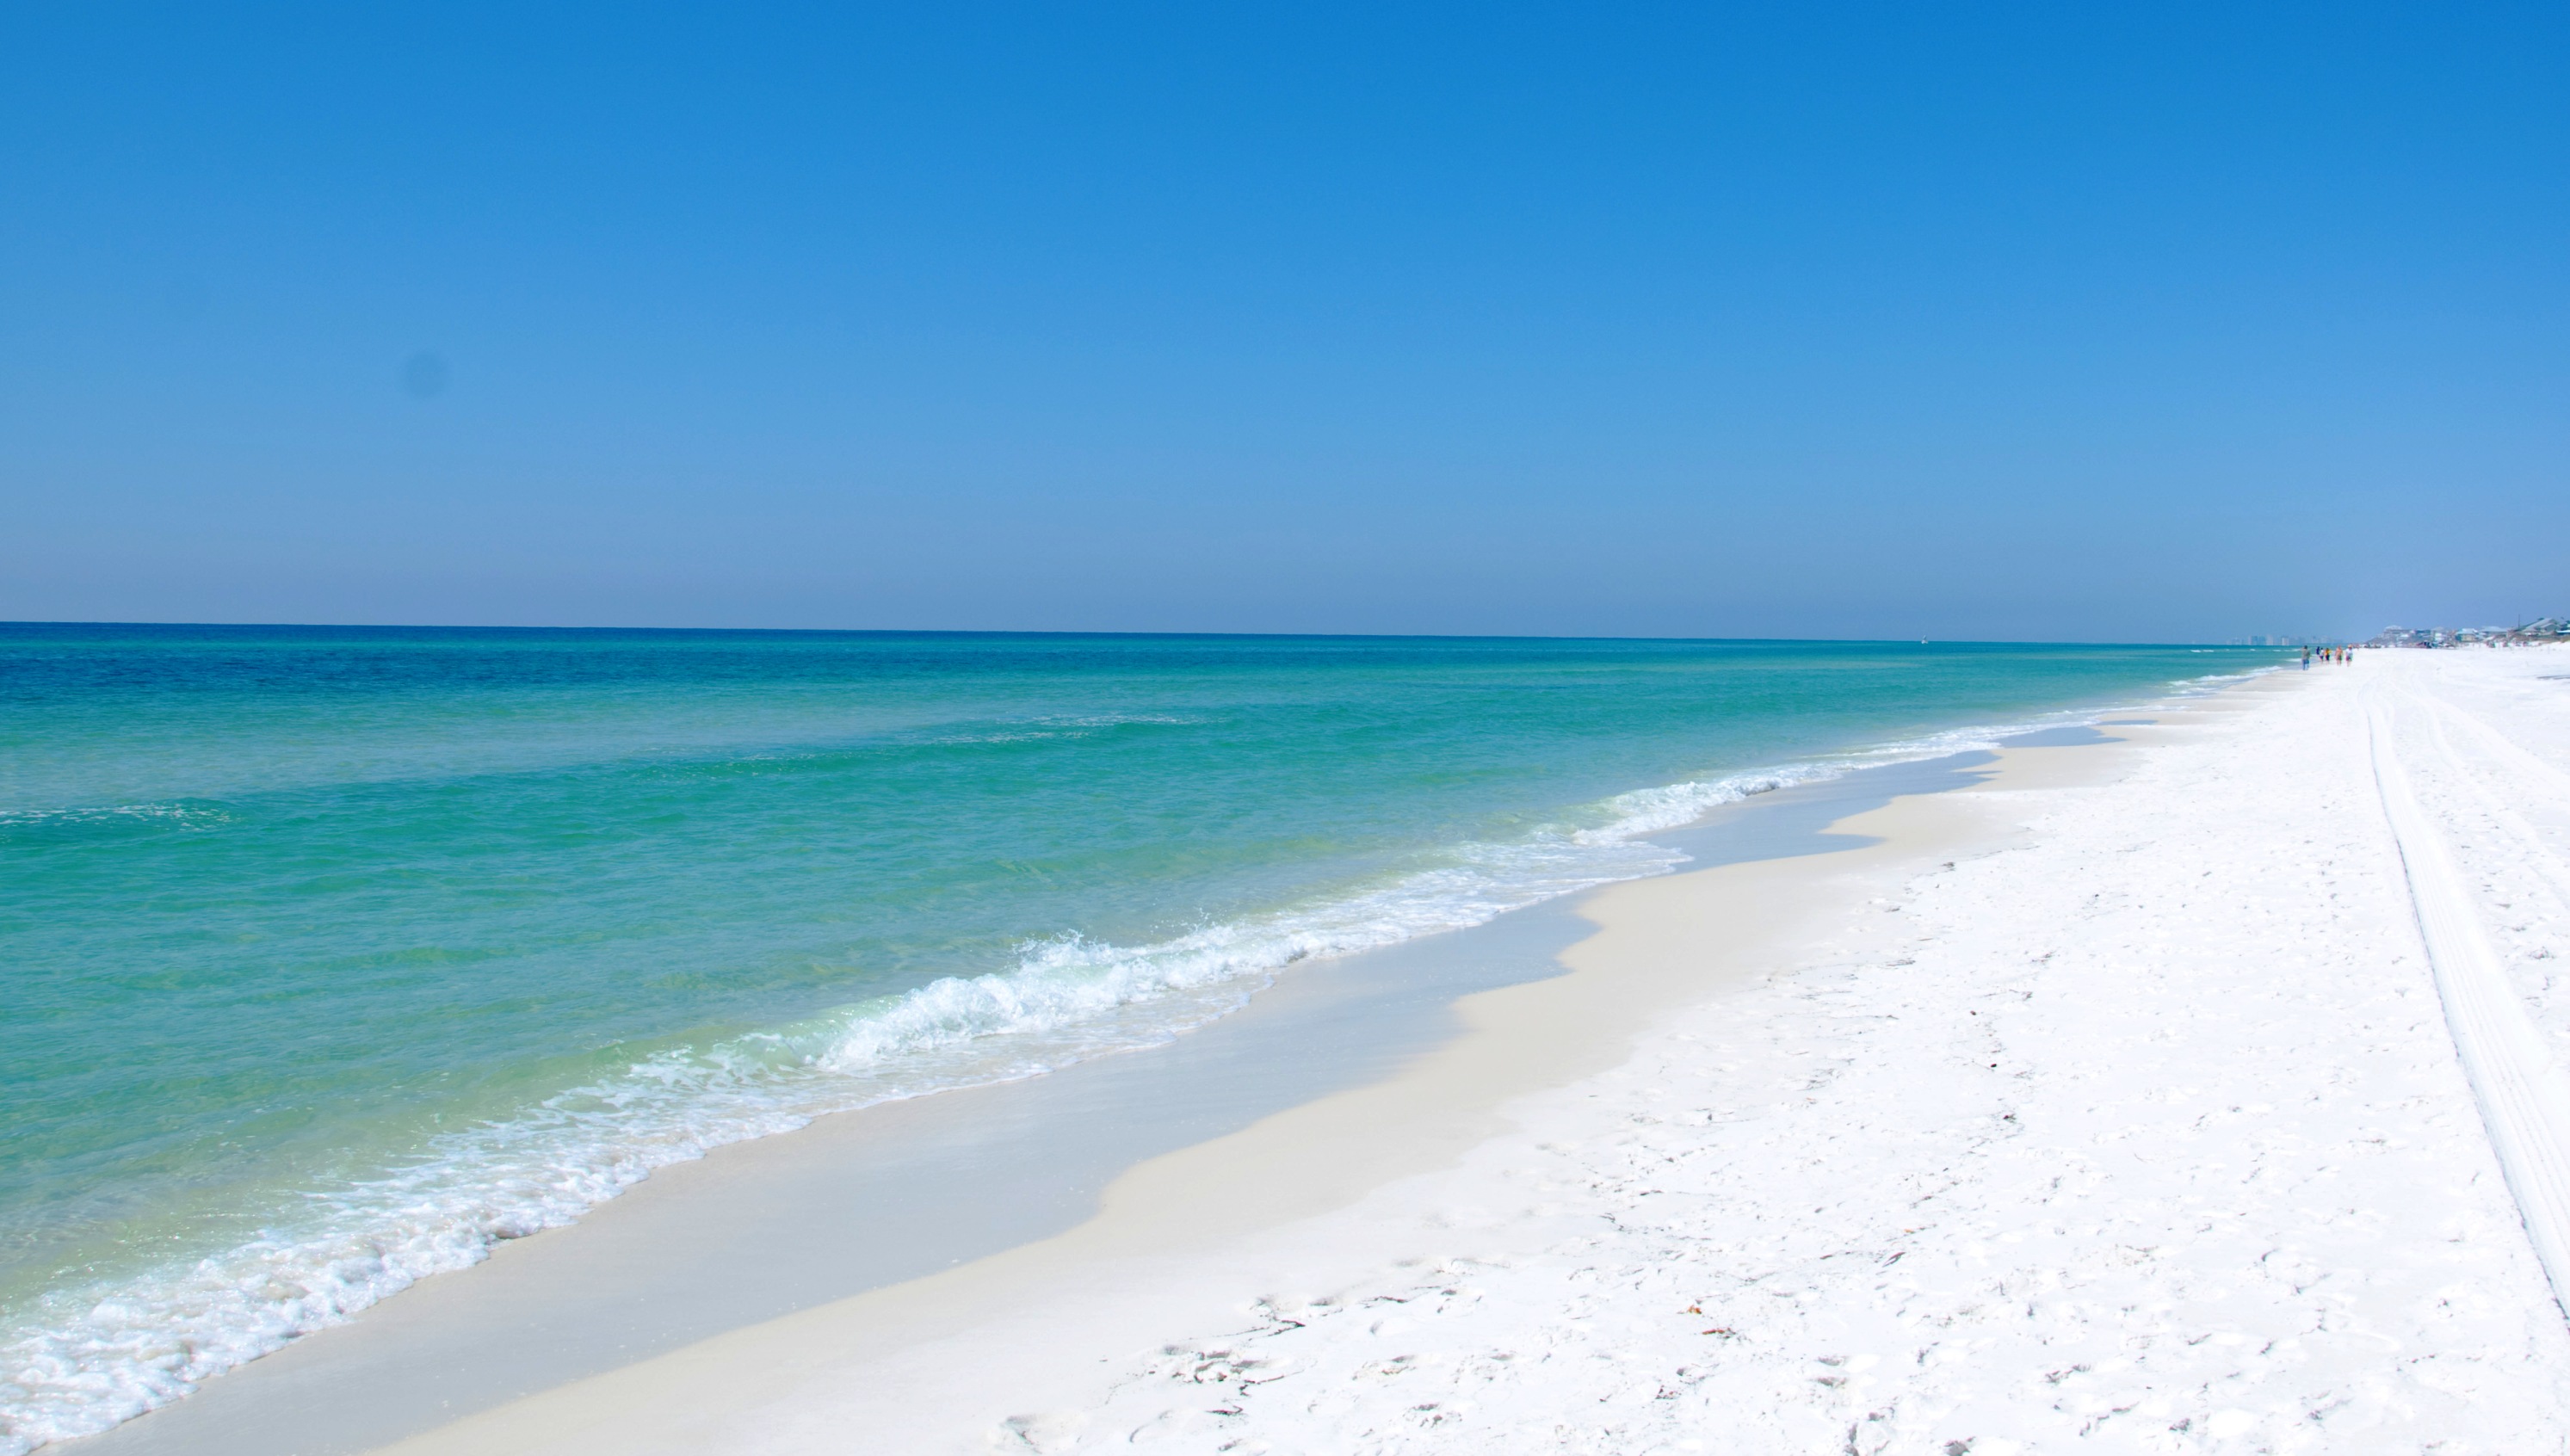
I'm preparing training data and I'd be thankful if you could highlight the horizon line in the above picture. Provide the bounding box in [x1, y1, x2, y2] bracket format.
[0, 619, 2283, 649]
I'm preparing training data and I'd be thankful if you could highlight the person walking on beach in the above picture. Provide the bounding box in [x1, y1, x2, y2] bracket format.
[2302, 647, 2312, 670]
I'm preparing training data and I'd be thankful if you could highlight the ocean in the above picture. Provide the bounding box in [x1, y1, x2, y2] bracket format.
[0, 626, 2273, 1449]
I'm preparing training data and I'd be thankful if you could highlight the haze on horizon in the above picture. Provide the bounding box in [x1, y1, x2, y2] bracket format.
[3, 3, 2563, 644]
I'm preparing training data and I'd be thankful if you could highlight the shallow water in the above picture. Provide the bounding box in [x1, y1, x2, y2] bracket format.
[0, 626, 2274, 1449]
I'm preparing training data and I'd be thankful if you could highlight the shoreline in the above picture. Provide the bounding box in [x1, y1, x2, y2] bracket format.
[359, 709, 2214, 1453]
[11, 652, 2270, 1456]
[60, 676, 2276, 1456]
[349, 653, 2570, 1452]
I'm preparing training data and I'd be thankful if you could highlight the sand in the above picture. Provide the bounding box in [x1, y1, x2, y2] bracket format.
[90, 648, 2570, 1454]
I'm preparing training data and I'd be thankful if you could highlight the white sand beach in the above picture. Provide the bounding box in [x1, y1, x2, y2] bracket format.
[18, 8, 2562, 1452]
[302, 647, 2570, 1455]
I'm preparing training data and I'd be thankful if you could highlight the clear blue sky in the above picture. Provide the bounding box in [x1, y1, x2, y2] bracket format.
[3, 3, 2562, 640]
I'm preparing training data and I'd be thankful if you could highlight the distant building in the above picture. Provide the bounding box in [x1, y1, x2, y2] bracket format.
[2363, 619, 2567, 648]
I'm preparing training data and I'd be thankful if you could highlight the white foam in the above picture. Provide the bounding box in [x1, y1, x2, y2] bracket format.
[0, 803, 226, 830]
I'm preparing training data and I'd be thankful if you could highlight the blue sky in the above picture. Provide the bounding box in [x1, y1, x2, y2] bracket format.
[3, 2, 2563, 639]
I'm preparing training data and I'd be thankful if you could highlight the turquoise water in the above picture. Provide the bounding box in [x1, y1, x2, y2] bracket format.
[0, 626, 2275, 1447]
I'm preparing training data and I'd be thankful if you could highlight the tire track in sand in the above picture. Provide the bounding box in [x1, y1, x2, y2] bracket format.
[2369, 683, 2570, 1323]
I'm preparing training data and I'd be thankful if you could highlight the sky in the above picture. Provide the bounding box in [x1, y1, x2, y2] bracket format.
[3, 2, 2564, 641]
